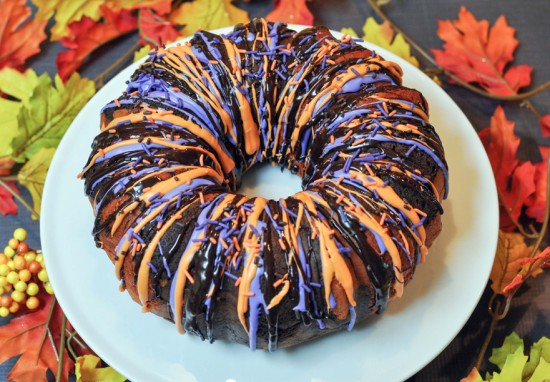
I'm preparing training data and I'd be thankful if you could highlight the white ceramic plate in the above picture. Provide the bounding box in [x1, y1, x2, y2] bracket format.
[42, 26, 498, 382]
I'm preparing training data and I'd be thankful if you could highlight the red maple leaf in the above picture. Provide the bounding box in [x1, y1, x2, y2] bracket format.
[525, 146, 549, 222]
[540, 115, 550, 138]
[433, 6, 532, 96]
[57, 6, 137, 81]
[0, 0, 47, 69]
[0, 180, 19, 215]
[266, 0, 314, 26]
[0, 295, 74, 381]
[138, 8, 181, 47]
[478, 106, 537, 229]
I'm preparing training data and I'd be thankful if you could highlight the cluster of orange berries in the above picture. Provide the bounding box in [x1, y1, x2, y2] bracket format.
[0, 228, 53, 317]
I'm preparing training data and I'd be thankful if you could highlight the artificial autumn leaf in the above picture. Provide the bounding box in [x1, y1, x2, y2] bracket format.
[0, 68, 40, 158]
[9, 72, 95, 162]
[133, 45, 153, 62]
[463, 333, 550, 382]
[433, 6, 532, 96]
[139, 8, 181, 46]
[0, 294, 73, 381]
[540, 116, 550, 138]
[341, 17, 419, 67]
[57, 6, 137, 81]
[0, 0, 47, 70]
[31, 0, 104, 41]
[0, 181, 19, 216]
[0, 157, 14, 176]
[266, 0, 313, 26]
[478, 106, 536, 228]
[525, 147, 549, 222]
[75, 355, 126, 382]
[17, 147, 56, 219]
[104, 0, 171, 15]
[170, 0, 250, 38]
[523, 337, 550, 380]
[490, 230, 542, 297]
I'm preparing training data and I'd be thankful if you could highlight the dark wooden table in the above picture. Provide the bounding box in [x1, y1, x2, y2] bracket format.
[1, 1, 549, 380]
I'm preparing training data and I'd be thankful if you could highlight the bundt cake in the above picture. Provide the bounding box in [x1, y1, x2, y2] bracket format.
[80, 18, 448, 351]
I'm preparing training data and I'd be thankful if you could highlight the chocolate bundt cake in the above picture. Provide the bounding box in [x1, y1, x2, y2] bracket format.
[80, 19, 448, 351]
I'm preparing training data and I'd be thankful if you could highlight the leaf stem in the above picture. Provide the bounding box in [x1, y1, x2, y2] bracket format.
[475, 293, 511, 370]
[55, 314, 67, 382]
[93, 40, 142, 90]
[0, 178, 40, 219]
[35, 296, 57, 365]
[367, 0, 550, 102]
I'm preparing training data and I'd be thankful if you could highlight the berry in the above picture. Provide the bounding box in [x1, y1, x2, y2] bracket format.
[27, 282, 39, 296]
[19, 269, 31, 283]
[0, 253, 8, 265]
[26, 297, 39, 310]
[0, 295, 12, 307]
[8, 238, 19, 249]
[11, 290, 25, 303]
[14, 280, 27, 292]
[38, 269, 49, 282]
[4, 246, 15, 258]
[23, 251, 36, 262]
[3, 283, 12, 293]
[13, 228, 28, 242]
[0, 306, 9, 317]
[9, 301, 20, 314]
[0, 276, 7, 288]
[0, 264, 9, 277]
[16, 242, 29, 255]
[28, 261, 42, 274]
[44, 282, 54, 295]
[6, 260, 15, 271]
[35, 254, 44, 263]
[13, 255, 26, 270]
[6, 271, 19, 284]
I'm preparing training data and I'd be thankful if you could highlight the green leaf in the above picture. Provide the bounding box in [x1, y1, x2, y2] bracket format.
[0, 68, 40, 104]
[75, 355, 126, 382]
[524, 337, 550, 379]
[133, 45, 152, 62]
[528, 357, 550, 382]
[10, 72, 95, 162]
[489, 332, 524, 370]
[17, 147, 56, 219]
[0, 68, 41, 157]
[340, 27, 358, 38]
[491, 346, 528, 382]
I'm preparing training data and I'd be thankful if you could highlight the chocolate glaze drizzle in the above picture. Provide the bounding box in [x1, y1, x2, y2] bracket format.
[80, 19, 448, 351]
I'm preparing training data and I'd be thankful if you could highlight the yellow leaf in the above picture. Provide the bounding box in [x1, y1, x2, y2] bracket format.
[489, 230, 541, 295]
[133, 45, 152, 62]
[340, 27, 358, 38]
[75, 355, 126, 382]
[0, 68, 40, 157]
[17, 147, 56, 219]
[170, 0, 250, 37]
[31, 0, 104, 40]
[360, 17, 419, 67]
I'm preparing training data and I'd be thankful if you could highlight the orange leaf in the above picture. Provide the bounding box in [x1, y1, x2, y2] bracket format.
[489, 230, 541, 296]
[0, 180, 19, 215]
[0, 295, 74, 381]
[104, 0, 172, 15]
[0, 0, 47, 69]
[57, 6, 137, 81]
[266, 0, 314, 26]
[139, 8, 181, 46]
[432, 6, 532, 96]
[478, 106, 536, 227]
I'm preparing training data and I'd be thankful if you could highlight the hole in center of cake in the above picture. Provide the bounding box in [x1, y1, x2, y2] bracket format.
[238, 163, 303, 200]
